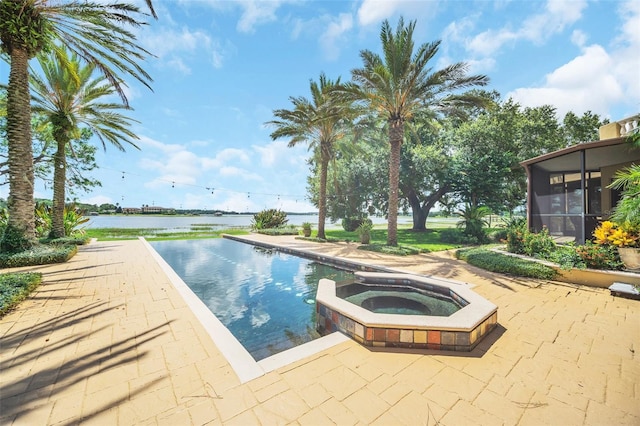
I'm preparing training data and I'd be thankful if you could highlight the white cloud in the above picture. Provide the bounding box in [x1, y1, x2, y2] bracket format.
[570, 29, 588, 47]
[137, 135, 185, 154]
[166, 58, 191, 75]
[357, 0, 439, 27]
[143, 27, 211, 58]
[357, 0, 403, 27]
[236, 0, 286, 33]
[507, 45, 624, 118]
[319, 13, 354, 61]
[507, 1, 640, 119]
[202, 148, 251, 170]
[83, 195, 114, 206]
[467, 0, 588, 57]
[252, 140, 308, 168]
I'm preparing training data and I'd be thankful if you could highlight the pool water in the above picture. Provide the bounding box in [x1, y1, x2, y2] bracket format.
[150, 238, 354, 360]
[337, 283, 462, 316]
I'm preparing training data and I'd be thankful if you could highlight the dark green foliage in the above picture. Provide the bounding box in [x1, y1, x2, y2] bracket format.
[0, 0, 52, 56]
[0, 272, 42, 317]
[488, 228, 508, 243]
[40, 236, 90, 246]
[251, 209, 288, 230]
[0, 244, 77, 268]
[341, 217, 367, 232]
[1, 224, 36, 253]
[456, 205, 491, 244]
[504, 217, 529, 254]
[576, 243, 623, 271]
[439, 228, 479, 245]
[456, 247, 557, 280]
[522, 227, 556, 257]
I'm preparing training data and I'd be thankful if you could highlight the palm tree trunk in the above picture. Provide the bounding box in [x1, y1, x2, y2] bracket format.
[3, 47, 36, 250]
[387, 122, 403, 246]
[317, 152, 329, 240]
[50, 137, 68, 238]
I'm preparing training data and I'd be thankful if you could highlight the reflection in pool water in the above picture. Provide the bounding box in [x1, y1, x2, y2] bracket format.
[150, 238, 353, 360]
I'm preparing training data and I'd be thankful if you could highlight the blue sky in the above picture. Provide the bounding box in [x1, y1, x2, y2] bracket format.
[1, 0, 639, 213]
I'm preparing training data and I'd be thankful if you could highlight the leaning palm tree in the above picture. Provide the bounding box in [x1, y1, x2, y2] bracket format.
[267, 73, 353, 240]
[0, 0, 155, 251]
[343, 17, 489, 246]
[30, 48, 140, 238]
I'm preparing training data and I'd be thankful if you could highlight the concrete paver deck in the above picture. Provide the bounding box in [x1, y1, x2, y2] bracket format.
[1, 235, 638, 425]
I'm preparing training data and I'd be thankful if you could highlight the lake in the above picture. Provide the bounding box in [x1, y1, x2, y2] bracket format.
[83, 214, 413, 230]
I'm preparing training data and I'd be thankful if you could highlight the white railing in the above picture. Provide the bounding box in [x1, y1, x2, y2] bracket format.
[619, 115, 639, 136]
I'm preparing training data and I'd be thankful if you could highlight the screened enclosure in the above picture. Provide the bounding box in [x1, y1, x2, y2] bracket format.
[521, 137, 640, 244]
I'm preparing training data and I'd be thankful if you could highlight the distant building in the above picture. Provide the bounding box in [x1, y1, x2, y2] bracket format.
[141, 205, 176, 214]
[520, 115, 640, 244]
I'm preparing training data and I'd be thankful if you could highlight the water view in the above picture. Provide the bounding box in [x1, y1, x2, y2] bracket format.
[83, 213, 413, 231]
[149, 238, 354, 360]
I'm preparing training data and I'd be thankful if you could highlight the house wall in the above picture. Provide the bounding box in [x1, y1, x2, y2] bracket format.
[598, 122, 622, 140]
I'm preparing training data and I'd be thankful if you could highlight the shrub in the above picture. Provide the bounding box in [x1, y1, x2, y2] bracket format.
[356, 219, 373, 244]
[1, 224, 37, 253]
[575, 242, 623, 270]
[456, 204, 491, 244]
[251, 209, 288, 230]
[341, 216, 367, 232]
[522, 226, 556, 257]
[505, 217, 527, 254]
[488, 228, 508, 243]
[456, 247, 557, 280]
[0, 244, 77, 268]
[439, 228, 480, 245]
[255, 225, 298, 236]
[63, 205, 90, 236]
[0, 272, 43, 317]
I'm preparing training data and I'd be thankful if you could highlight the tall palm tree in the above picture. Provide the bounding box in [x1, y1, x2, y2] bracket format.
[0, 0, 154, 251]
[344, 17, 489, 246]
[267, 73, 353, 240]
[30, 48, 140, 238]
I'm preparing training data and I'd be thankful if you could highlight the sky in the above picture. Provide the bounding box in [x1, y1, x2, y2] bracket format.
[1, 0, 639, 213]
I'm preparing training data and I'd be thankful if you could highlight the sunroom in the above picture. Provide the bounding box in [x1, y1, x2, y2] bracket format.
[520, 115, 640, 244]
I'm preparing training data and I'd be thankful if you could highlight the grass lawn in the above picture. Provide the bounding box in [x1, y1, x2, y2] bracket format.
[325, 225, 461, 252]
[84, 227, 250, 241]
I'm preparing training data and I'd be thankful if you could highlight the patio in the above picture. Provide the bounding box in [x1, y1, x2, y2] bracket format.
[1, 235, 638, 425]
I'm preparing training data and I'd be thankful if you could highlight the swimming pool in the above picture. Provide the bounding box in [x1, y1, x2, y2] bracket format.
[149, 238, 354, 360]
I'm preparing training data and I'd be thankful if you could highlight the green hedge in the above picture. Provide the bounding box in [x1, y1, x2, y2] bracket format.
[0, 272, 42, 317]
[255, 226, 300, 236]
[0, 244, 78, 268]
[455, 247, 557, 280]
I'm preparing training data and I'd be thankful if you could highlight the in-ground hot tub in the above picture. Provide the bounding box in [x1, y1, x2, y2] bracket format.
[316, 272, 498, 351]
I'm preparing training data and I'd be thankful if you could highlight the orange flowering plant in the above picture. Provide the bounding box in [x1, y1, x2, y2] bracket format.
[593, 221, 639, 248]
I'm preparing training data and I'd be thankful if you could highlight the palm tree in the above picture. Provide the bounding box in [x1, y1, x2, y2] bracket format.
[267, 73, 353, 240]
[0, 0, 155, 251]
[344, 17, 489, 246]
[30, 48, 140, 238]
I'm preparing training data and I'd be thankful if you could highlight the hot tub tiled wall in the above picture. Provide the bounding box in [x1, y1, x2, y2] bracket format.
[316, 303, 497, 351]
[316, 272, 499, 352]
